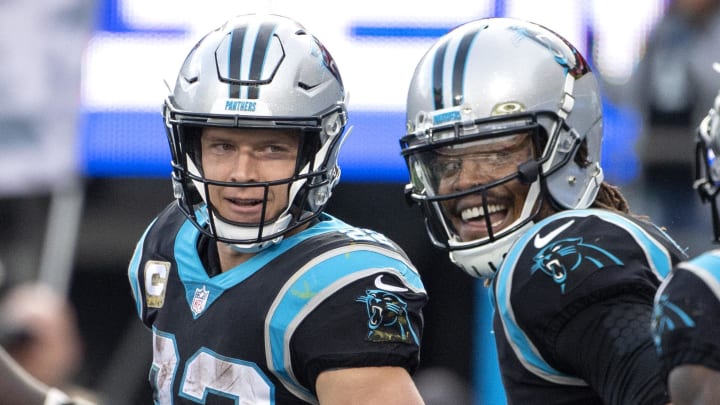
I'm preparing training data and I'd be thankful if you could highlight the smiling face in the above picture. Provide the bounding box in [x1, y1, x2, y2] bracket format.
[432, 133, 534, 241]
[200, 127, 300, 225]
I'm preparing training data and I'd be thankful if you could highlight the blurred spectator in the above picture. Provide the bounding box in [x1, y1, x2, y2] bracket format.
[0, 2, 94, 399]
[627, 0, 720, 251]
[632, 0, 720, 167]
[0, 345, 54, 405]
[651, 81, 720, 405]
[0, 0, 93, 196]
[0, 282, 99, 404]
[0, 0, 94, 290]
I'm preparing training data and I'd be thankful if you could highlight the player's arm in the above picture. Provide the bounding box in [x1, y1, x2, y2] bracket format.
[668, 364, 720, 405]
[289, 263, 426, 404]
[316, 366, 425, 405]
[0, 345, 78, 405]
[553, 293, 670, 405]
[0, 345, 47, 405]
[654, 262, 720, 405]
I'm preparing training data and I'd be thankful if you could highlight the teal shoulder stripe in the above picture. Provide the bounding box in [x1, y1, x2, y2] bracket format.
[497, 211, 618, 383]
[681, 249, 720, 301]
[686, 249, 720, 280]
[495, 216, 582, 385]
[574, 209, 675, 279]
[496, 209, 675, 383]
[265, 244, 423, 401]
[519, 209, 675, 278]
[128, 217, 158, 319]
[174, 214, 357, 319]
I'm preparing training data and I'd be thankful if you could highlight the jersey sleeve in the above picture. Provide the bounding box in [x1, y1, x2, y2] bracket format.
[653, 250, 720, 382]
[555, 293, 669, 405]
[127, 203, 180, 327]
[286, 268, 426, 393]
[493, 210, 684, 399]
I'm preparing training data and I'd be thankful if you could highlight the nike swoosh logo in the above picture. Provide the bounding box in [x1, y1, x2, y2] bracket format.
[533, 220, 575, 249]
[374, 275, 408, 292]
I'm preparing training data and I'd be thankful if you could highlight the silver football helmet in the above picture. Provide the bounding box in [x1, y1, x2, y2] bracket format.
[164, 14, 348, 252]
[694, 66, 720, 242]
[400, 18, 603, 278]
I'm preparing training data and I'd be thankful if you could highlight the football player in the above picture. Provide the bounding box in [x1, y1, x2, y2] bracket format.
[652, 73, 720, 405]
[400, 17, 684, 404]
[128, 14, 427, 404]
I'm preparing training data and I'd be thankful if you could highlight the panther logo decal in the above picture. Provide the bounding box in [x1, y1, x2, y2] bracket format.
[651, 293, 696, 354]
[531, 237, 623, 294]
[356, 290, 419, 345]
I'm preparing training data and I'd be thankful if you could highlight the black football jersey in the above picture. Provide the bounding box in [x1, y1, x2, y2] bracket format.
[653, 249, 720, 381]
[128, 203, 427, 404]
[491, 209, 687, 404]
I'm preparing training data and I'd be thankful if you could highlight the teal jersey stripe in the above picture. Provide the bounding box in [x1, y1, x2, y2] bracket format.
[128, 216, 158, 318]
[265, 244, 423, 401]
[495, 209, 674, 384]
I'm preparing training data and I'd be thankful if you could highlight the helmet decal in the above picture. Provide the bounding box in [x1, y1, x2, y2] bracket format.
[431, 39, 448, 110]
[314, 37, 343, 84]
[217, 21, 282, 98]
[431, 26, 486, 110]
[508, 24, 590, 79]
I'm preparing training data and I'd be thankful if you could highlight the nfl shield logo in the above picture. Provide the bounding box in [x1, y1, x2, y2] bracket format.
[191, 286, 210, 316]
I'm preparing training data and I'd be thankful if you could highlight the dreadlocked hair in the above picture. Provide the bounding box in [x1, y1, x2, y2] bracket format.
[591, 182, 630, 213]
[577, 142, 645, 218]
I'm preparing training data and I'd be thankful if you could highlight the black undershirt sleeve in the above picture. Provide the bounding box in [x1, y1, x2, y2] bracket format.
[553, 294, 670, 405]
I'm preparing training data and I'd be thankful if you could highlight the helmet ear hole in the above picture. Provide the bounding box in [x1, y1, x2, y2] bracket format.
[296, 132, 322, 173]
[184, 181, 204, 206]
[182, 126, 203, 172]
[574, 138, 591, 167]
[535, 126, 549, 157]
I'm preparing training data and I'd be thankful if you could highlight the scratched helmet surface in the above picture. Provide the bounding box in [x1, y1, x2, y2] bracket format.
[400, 17, 603, 277]
[164, 13, 348, 251]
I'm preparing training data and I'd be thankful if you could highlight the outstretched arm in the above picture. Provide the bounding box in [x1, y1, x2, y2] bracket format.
[0, 345, 48, 405]
[668, 365, 720, 405]
[0, 346, 78, 405]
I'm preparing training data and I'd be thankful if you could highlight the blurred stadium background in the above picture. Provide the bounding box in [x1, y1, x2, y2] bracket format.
[1, 0, 716, 403]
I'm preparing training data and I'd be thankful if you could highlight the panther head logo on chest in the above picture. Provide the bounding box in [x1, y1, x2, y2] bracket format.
[531, 237, 623, 294]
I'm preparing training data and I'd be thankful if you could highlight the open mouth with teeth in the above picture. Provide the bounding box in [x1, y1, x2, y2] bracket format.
[227, 197, 263, 206]
[220, 196, 268, 223]
[455, 202, 510, 240]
